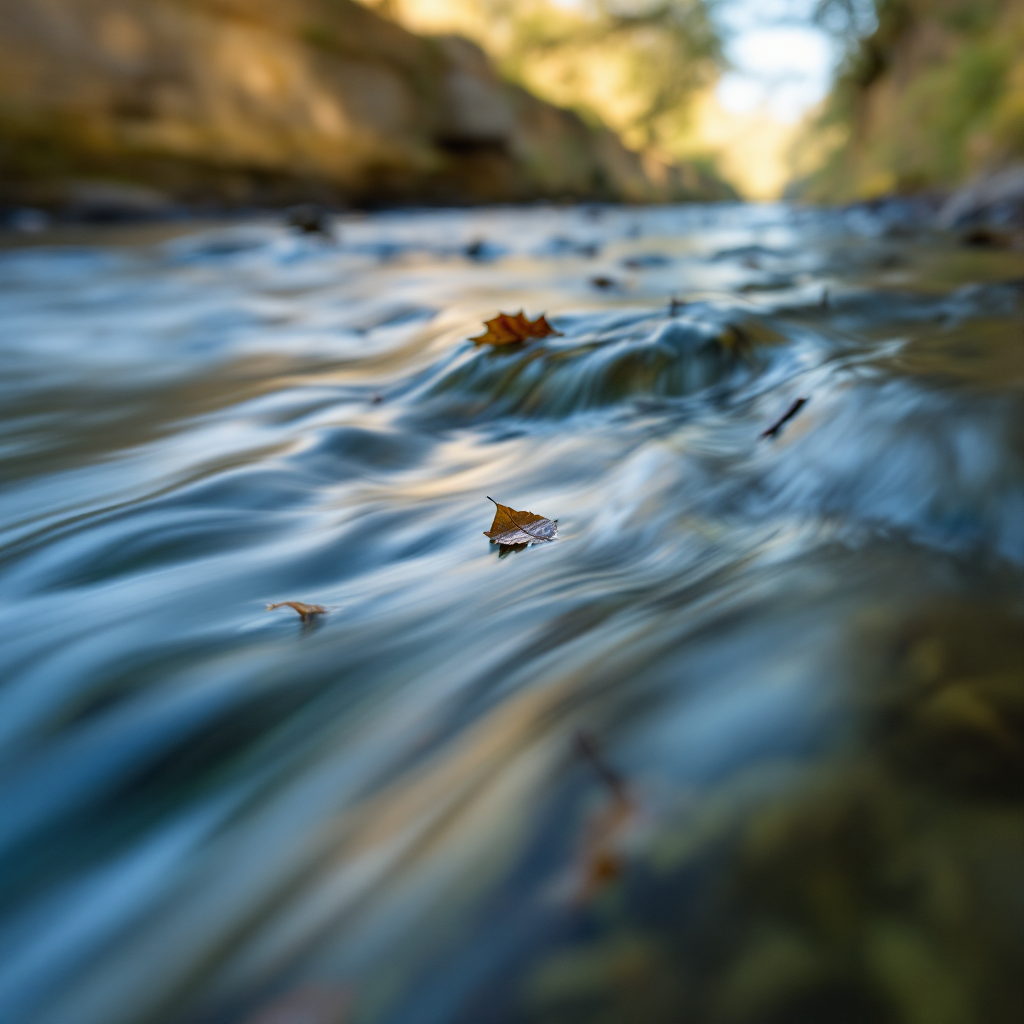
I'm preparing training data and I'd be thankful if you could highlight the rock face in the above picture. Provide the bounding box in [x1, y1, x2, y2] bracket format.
[0, 0, 726, 210]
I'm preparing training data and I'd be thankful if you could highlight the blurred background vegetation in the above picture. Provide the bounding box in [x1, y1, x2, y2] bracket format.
[366, 0, 1024, 200]
[0, 0, 1020, 208]
[365, 0, 723, 160]
[363, 0, 789, 197]
[795, 0, 1024, 198]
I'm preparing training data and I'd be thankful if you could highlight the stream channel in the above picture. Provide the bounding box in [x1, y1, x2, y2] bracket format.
[0, 203, 1022, 1024]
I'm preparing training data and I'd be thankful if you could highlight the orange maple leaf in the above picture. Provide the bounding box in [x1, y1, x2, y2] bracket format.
[470, 310, 562, 347]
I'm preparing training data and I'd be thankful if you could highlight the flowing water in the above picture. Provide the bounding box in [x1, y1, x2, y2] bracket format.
[0, 204, 1022, 1024]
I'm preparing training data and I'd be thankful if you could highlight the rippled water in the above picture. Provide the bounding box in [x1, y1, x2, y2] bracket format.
[1, 204, 1022, 1024]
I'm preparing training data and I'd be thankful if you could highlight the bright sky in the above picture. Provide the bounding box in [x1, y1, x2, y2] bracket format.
[714, 0, 838, 122]
[549, 0, 839, 124]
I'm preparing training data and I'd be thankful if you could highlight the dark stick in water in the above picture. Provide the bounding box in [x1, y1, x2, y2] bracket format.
[575, 731, 628, 799]
[760, 397, 808, 439]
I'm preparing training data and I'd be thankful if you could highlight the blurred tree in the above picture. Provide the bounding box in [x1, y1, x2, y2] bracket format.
[362, 0, 723, 160]
[812, 0, 878, 41]
[794, 0, 1024, 198]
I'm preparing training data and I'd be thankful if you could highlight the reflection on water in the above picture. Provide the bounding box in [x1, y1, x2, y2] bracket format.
[0, 205, 1021, 1024]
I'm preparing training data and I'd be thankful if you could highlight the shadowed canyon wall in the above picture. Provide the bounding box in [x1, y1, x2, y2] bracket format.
[0, 0, 733, 210]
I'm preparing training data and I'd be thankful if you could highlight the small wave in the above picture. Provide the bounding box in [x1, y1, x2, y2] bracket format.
[416, 313, 776, 420]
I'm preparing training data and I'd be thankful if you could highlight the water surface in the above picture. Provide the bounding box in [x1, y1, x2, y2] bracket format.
[1, 204, 1022, 1024]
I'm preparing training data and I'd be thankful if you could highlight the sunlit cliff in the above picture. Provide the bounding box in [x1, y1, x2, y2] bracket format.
[0, 0, 732, 210]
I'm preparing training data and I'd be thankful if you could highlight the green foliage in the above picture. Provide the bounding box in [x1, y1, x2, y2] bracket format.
[384, 0, 724, 156]
[539, 0, 724, 145]
[799, 0, 1024, 199]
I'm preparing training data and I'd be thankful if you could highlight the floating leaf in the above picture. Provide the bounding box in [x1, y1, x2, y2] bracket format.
[470, 310, 561, 347]
[483, 497, 558, 546]
[267, 601, 327, 621]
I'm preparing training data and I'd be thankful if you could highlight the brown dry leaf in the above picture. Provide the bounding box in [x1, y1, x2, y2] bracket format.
[578, 793, 635, 900]
[483, 497, 558, 546]
[266, 601, 327, 622]
[470, 310, 562, 347]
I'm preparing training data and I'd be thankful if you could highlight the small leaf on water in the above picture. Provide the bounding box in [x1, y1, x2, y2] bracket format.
[470, 310, 562, 347]
[266, 601, 327, 621]
[483, 497, 558, 546]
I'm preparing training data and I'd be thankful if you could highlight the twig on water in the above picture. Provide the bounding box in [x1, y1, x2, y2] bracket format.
[575, 731, 628, 800]
[760, 397, 808, 439]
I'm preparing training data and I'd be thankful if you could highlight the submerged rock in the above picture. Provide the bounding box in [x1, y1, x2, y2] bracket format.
[939, 165, 1024, 229]
[0, 0, 729, 211]
[939, 164, 1024, 247]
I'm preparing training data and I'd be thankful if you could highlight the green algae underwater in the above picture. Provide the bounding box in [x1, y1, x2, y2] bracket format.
[0, 203, 1021, 1024]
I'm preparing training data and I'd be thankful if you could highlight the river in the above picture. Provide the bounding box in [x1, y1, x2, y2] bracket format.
[0, 203, 1021, 1024]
